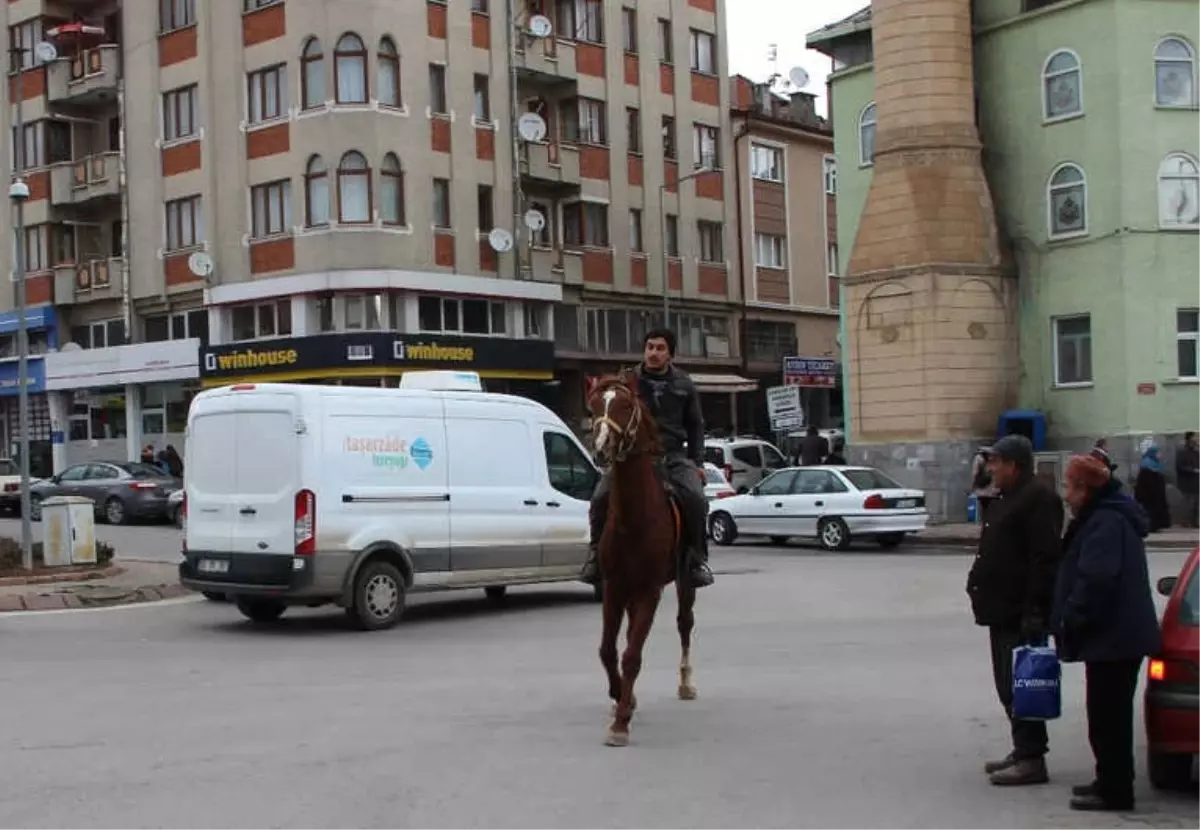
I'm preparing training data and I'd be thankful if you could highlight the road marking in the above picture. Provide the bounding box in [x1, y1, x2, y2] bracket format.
[1, 594, 204, 619]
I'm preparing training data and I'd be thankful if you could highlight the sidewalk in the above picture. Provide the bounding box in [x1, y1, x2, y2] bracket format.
[924, 522, 1198, 549]
[0, 559, 189, 612]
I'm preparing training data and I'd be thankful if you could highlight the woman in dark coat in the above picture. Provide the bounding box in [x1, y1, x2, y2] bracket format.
[1133, 443, 1171, 531]
[1052, 455, 1162, 812]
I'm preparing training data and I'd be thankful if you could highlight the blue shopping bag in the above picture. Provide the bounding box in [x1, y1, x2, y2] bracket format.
[1011, 644, 1061, 721]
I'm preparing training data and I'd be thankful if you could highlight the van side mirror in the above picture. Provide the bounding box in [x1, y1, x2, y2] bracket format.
[1157, 576, 1178, 597]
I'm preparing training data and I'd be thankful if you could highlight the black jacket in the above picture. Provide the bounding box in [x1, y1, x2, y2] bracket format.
[1177, 445, 1199, 494]
[633, 364, 705, 465]
[1051, 480, 1162, 663]
[966, 473, 1064, 628]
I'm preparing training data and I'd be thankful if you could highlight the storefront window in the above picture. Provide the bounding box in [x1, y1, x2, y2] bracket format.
[88, 389, 127, 440]
[142, 382, 197, 435]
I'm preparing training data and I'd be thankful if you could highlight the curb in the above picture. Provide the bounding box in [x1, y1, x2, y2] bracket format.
[0, 564, 123, 587]
[921, 533, 1197, 550]
[0, 583, 193, 612]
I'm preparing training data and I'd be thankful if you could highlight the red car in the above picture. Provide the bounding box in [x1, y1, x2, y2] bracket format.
[1144, 546, 1199, 790]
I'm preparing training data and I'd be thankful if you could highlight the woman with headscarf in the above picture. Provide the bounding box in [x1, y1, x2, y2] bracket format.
[1133, 443, 1171, 532]
[1052, 455, 1161, 812]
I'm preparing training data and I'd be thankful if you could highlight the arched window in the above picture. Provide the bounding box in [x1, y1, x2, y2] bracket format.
[334, 33, 368, 104]
[858, 102, 876, 167]
[1042, 49, 1083, 121]
[337, 151, 371, 223]
[377, 37, 401, 108]
[1047, 163, 1087, 239]
[300, 37, 325, 110]
[1158, 153, 1200, 229]
[304, 155, 329, 227]
[1155, 37, 1197, 107]
[380, 153, 405, 226]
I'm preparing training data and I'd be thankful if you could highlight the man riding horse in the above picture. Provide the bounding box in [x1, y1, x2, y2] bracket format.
[581, 328, 715, 589]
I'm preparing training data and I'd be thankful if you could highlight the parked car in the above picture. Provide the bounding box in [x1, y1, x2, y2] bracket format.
[703, 437, 789, 494]
[30, 461, 181, 525]
[702, 463, 736, 503]
[707, 465, 929, 551]
[1145, 546, 1199, 791]
[169, 488, 185, 529]
[0, 457, 44, 515]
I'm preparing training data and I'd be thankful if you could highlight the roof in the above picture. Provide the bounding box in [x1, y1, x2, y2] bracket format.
[805, 5, 872, 50]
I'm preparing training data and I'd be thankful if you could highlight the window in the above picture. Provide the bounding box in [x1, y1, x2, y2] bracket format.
[664, 214, 679, 257]
[756, 470, 797, 496]
[67, 320, 126, 351]
[795, 469, 848, 495]
[563, 97, 607, 145]
[1158, 153, 1200, 229]
[827, 241, 839, 276]
[10, 121, 71, 170]
[14, 225, 47, 273]
[334, 32, 368, 104]
[557, 0, 603, 44]
[162, 85, 198, 142]
[841, 468, 902, 491]
[858, 101, 876, 166]
[337, 151, 371, 224]
[418, 296, 507, 336]
[247, 65, 287, 124]
[245, 0, 283, 9]
[344, 294, 383, 331]
[629, 209, 643, 252]
[662, 115, 677, 159]
[693, 124, 719, 169]
[754, 233, 785, 268]
[49, 224, 74, 266]
[1178, 309, 1199, 380]
[250, 180, 292, 238]
[473, 74, 491, 120]
[477, 184, 494, 231]
[543, 432, 597, 501]
[430, 64, 448, 114]
[231, 300, 292, 341]
[304, 154, 330, 226]
[380, 153, 405, 226]
[301, 37, 325, 109]
[1053, 315, 1092, 386]
[622, 8, 637, 53]
[1047, 163, 1087, 238]
[165, 196, 203, 251]
[144, 309, 208, 344]
[472, 0, 489, 10]
[563, 201, 609, 247]
[1042, 49, 1082, 120]
[1155, 37, 1197, 107]
[750, 143, 782, 181]
[698, 221, 723, 263]
[689, 29, 715, 74]
[377, 37, 401, 107]
[626, 107, 641, 153]
[160, 0, 195, 32]
[8, 19, 44, 71]
[657, 18, 673, 63]
[744, 319, 797, 363]
[823, 157, 838, 194]
[524, 301, 550, 339]
[433, 178, 451, 228]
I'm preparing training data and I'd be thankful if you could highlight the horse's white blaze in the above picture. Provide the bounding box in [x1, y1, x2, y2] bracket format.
[596, 422, 610, 451]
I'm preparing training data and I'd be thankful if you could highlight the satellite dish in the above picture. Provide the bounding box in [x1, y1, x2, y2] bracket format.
[188, 251, 214, 278]
[517, 112, 547, 143]
[60, 341, 82, 352]
[34, 42, 58, 63]
[523, 209, 546, 232]
[788, 66, 810, 89]
[528, 15, 553, 38]
[488, 228, 514, 253]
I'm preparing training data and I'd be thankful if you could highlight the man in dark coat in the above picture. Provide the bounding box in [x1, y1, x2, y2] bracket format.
[797, 425, 828, 466]
[581, 329, 714, 589]
[1176, 431, 1199, 528]
[966, 434, 1065, 786]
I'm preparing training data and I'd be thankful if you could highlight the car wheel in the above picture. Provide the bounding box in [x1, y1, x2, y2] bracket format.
[1148, 748, 1195, 790]
[202, 591, 230, 602]
[484, 585, 507, 602]
[28, 494, 43, 522]
[877, 532, 905, 549]
[769, 535, 790, 546]
[709, 512, 738, 546]
[347, 559, 406, 631]
[235, 598, 286, 623]
[818, 517, 852, 551]
[104, 497, 127, 525]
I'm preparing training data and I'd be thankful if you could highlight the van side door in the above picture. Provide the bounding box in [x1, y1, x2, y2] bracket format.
[539, 428, 598, 568]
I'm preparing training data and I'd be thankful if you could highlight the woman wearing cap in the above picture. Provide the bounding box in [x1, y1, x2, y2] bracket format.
[1052, 455, 1161, 812]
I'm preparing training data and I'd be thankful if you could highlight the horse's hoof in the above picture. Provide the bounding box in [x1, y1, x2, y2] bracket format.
[678, 684, 697, 701]
[605, 729, 629, 747]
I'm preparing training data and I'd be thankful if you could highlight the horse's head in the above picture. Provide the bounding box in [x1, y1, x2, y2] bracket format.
[586, 371, 657, 464]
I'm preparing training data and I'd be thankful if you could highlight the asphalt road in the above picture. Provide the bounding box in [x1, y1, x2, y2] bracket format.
[1, 544, 1196, 829]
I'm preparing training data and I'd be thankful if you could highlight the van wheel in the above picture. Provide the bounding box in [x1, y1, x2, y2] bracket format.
[235, 599, 286, 623]
[818, 517, 852, 551]
[709, 512, 738, 546]
[348, 559, 406, 631]
[1148, 749, 1195, 790]
[484, 586, 507, 602]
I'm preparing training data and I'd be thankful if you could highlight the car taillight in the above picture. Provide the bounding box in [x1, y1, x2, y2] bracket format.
[723, 464, 733, 483]
[129, 481, 158, 490]
[3, 482, 17, 493]
[294, 489, 316, 555]
[863, 494, 886, 510]
[1148, 658, 1196, 684]
[716, 490, 735, 499]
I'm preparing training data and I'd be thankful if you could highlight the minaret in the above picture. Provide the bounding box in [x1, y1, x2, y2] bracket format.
[844, 0, 1017, 448]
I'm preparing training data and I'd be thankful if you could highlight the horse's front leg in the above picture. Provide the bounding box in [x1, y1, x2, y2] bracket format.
[606, 591, 661, 747]
[676, 580, 697, 701]
[598, 581, 623, 707]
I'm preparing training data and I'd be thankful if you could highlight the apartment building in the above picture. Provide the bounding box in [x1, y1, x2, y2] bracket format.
[729, 75, 841, 434]
[2, 0, 746, 472]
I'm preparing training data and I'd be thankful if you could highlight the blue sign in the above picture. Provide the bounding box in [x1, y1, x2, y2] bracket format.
[410, 437, 433, 470]
[0, 306, 56, 335]
[782, 356, 839, 388]
[0, 358, 46, 397]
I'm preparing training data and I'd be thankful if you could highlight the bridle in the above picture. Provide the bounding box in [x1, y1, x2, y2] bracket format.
[592, 384, 644, 464]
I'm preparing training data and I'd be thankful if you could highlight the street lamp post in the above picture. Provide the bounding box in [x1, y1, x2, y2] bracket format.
[658, 166, 712, 325]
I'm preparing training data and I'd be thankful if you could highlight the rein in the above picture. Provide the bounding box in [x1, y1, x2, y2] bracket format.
[594, 387, 646, 463]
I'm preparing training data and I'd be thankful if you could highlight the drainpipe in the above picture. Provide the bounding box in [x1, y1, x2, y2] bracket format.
[117, 76, 131, 340]
[732, 113, 751, 426]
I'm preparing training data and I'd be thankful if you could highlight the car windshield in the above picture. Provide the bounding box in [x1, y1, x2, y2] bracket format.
[1180, 568, 1199, 628]
[842, 468, 904, 491]
[0, 459, 16, 476]
[704, 467, 727, 485]
[117, 462, 173, 479]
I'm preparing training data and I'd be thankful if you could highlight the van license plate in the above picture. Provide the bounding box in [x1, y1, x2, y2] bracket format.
[198, 559, 229, 574]
[897, 499, 917, 509]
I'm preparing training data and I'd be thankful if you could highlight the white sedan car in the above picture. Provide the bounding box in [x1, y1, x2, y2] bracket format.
[703, 462, 736, 503]
[707, 465, 929, 551]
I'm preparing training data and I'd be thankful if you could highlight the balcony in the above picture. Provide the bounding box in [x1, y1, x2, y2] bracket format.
[514, 38, 577, 86]
[46, 46, 120, 105]
[520, 142, 580, 192]
[53, 257, 121, 304]
[50, 153, 121, 207]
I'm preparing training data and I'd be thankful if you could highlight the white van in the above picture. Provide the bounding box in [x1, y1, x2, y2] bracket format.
[179, 372, 601, 630]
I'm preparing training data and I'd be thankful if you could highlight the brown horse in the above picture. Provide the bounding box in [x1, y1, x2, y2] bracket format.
[587, 372, 697, 747]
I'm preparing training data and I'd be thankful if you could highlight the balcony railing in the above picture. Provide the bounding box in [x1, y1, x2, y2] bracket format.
[46, 45, 120, 104]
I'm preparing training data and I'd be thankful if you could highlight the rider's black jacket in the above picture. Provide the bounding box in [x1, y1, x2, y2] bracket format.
[633, 364, 705, 466]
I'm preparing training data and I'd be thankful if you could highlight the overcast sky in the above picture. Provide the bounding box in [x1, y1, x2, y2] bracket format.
[725, 0, 866, 117]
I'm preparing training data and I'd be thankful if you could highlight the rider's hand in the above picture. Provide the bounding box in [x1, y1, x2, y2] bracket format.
[696, 467, 706, 483]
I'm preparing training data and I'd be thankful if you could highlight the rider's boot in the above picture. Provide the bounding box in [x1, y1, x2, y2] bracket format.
[686, 506, 715, 589]
[581, 503, 605, 585]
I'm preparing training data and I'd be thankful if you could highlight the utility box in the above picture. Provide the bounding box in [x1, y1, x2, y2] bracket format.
[41, 496, 97, 567]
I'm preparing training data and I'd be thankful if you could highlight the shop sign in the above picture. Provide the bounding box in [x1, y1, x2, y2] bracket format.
[783, 356, 838, 388]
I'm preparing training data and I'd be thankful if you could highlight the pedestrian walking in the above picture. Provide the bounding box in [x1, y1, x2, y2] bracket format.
[1052, 454, 1161, 812]
[1133, 443, 1171, 532]
[1175, 431, 1199, 528]
[164, 444, 184, 478]
[796, 424, 828, 466]
[971, 448, 1000, 523]
[965, 434, 1065, 786]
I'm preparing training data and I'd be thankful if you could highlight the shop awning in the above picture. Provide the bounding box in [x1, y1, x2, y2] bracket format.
[689, 373, 759, 394]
